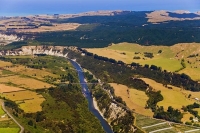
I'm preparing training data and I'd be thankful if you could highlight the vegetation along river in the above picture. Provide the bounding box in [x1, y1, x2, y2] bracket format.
[69, 59, 113, 133]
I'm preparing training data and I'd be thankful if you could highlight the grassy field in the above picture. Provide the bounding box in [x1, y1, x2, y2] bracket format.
[194, 108, 200, 114]
[181, 112, 194, 123]
[140, 78, 200, 123]
[141, 78, 196, 110]
[135, 114, 164, 127]
[0, 128, 19, 133]
[135, 113, 199, 133]
[5, 64, 58, 80]
[86, 42, 200, 80]
[0, 100, 5, 116]
[0, 84, 25, 93]
[0, 75, 53, 90]
[2, 90, 45, 113]
[110, 83, 153, 116]
[0, 61, 12, 67]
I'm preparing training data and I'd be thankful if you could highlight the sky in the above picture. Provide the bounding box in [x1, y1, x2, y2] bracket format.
[0, 0, 200, 16]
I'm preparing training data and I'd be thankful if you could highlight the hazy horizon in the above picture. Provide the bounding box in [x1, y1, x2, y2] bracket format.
[0, 0, 200, 16]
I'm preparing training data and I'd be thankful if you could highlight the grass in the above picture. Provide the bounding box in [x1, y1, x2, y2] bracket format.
[135, 114, 164, 128]
[0, 84, 25, 93]
[154, 129, 177, 133]
[110, 83, 153, 116]
[144, 124, 171, 133]
[140, 78, 200, 123]
[141, 78, 195, 110]
[0, 128, 20, 133]
[181, 112, 194, 123]
[86, 42, 200, 80]
[0, 75, 53, 90]
[5, 64, 58, 80]
[0, 100, 5, 116]
[194, 108, 200, 114]
[0, 61, 12, 67]
[173, 123, 200, 132]
[19, 98, 45, 113]
[2, 90, 45, 113]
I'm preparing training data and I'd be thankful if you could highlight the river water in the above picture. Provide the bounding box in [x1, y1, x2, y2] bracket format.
[69, 59, 113, 133]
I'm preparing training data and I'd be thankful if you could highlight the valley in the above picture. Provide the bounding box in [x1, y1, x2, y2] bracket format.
[0, 8, 200, 133]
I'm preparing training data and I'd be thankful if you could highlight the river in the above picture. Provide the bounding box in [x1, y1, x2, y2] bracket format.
[69, 59, 113, 133]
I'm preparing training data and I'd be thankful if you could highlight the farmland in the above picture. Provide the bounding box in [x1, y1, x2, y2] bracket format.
[110, 83, 153, 116]
[0, 128, 20, 133]
[2, 90, 45, 113]
[141, 78, 196, 110]
[86, 42, 200, 80]
[110, 78, 200, 124]
[0, 75, 53, 90]
[0, 55, 77, 114]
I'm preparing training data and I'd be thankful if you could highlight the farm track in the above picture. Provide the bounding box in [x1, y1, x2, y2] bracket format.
[1, 101, 24, 133]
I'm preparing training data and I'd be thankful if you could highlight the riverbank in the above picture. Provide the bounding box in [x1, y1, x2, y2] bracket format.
[93, 98, 106, 120]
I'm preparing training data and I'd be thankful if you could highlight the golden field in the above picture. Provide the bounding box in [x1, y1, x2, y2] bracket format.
[0, 75, 53, 90]
[2, 91, 45, 113]
[110, 83, 153, 116]
[86, 42, 200, 80]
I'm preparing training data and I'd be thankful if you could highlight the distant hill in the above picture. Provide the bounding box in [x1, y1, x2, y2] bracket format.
[1, 10, 200, 48]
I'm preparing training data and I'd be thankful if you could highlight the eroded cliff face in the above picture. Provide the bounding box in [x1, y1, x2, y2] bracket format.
[0, 34, 23, 46]
[21, 46, 64, 55]
[93, 86, 135, 133]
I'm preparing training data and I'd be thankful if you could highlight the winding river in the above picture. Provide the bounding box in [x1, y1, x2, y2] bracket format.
[69, 59, 113, 133]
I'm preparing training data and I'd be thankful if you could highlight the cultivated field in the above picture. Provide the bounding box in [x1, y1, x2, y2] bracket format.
[0, 84, 25, 93]
[194, 108, 200, 114]
[135, 113, 200, 133]
[0, 75, 53, 90]
[110, 83, 153, 116]
[0, 100, 5, 116]
[141, 78, 196, 110]
[15, 23, 81, 33]
[5, 64, 58, 80]
[0, 61, 12, 67]
[140, 78, 200, 123]
[2, 90, 45, 113]
[0, 16, 81, 33]
[86, 42, 200, 80]
[0, 128, 19, 133]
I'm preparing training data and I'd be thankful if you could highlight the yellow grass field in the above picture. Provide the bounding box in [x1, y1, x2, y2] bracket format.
[140, 78, 195, 110]
[0, 84, 25, 93]
[110, 83, 153, 116]
[15, 23, 81, 33]
[2, 91, 45, 113]
[86, 43, 181, 72]
[194, 108, 200, 114]
[0, 61, 12, 67]
[19, 98, 45, 113]
[86, 42, 200, 80]
[181, 112, 194, 123]
[0, 75, 53, 89]
[0, 75, 53, 90]
[5, 65, 58, 80]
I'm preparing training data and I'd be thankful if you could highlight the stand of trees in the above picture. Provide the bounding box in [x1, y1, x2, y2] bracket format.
[154, 106, 183, 123]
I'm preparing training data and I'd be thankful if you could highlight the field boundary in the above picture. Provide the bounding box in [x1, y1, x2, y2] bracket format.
[142, 122, 167, 129]
[1, 100, 24, 133]
[185, 129, 200, 133]
[149, 127, 173, 133]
